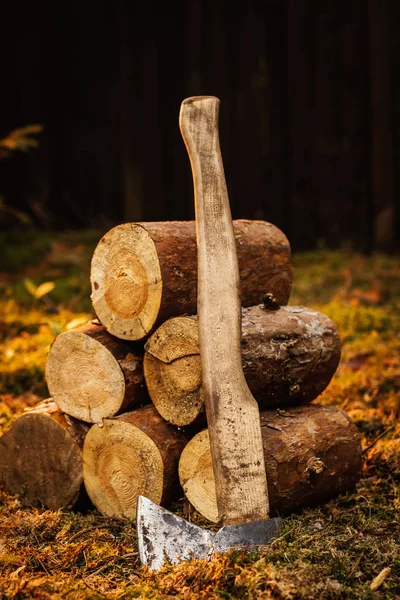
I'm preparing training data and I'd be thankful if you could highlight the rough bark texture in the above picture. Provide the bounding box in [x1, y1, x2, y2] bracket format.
[45, 320, 147, 424]
[90, 219, 293, 341]
[144, 305, 341, 426]
[82, 404, 195, 520]
[0, 399, 89, 510]
[179, 404, 362, 523]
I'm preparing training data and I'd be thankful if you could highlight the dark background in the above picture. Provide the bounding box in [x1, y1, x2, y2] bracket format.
[0, 0, 399, 252]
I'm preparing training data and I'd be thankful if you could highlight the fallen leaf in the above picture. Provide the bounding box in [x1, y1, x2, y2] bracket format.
[35, 281, 55, 298]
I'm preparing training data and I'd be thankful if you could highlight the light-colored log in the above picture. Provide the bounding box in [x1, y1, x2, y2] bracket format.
[82, 405, 194, 520]
[0, 399, 89, 510]
[144, 305, 341, 426]
[45, 321, 147, 424]
[90, 219, 292, 341]
[179, 404, 362, 522]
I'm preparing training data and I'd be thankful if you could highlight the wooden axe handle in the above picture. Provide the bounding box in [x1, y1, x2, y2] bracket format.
[179, 96, 270, 525]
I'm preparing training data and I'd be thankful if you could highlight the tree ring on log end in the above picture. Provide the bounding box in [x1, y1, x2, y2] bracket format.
[45, 330, 126, 423]
[104, 250, 148, 319]
[144, 317, 204, 426]
[83, 419, 164, 519]
[0, 412, 83, 510]
[179, 406, 362, 522]
[178, 429, 218, 522]
[90, 223, 162, 340]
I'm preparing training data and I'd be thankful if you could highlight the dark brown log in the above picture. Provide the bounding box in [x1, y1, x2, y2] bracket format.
[179, 404, 362, 522]
[90, 220, 293, 341]
[0, 399, 89, 510]
[82, 404, 195, 520]
[45, 320, 147, 423]
[144, 305, 341, 426]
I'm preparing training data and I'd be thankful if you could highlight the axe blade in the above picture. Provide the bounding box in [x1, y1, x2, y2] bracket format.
[136, 496, 282, 571]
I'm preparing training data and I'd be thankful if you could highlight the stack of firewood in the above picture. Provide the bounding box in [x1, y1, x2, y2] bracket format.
[0, 220, 362, 520]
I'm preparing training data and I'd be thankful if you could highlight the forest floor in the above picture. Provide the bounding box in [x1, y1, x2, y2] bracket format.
[0, 229, 399, 599]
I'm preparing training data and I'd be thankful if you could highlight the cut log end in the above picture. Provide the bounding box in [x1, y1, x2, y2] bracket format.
[178, 429, 218, 522]
[144, 352, 204, 426]
[179, 405, 362, 523]
[90, 220, 292, 341]
[83, 419, 164, 520]
[45, 329, 127, 423]
[144, 306, 341, 426]
[90, 223, 162, 340]
[82, 405, 194, 519]
[144, 316, 204, 426]
[0, 402, 86, 510]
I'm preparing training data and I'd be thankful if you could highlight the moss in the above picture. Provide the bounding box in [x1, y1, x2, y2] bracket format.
[290, 250, 400, 309]
[0, 235, 399, 598]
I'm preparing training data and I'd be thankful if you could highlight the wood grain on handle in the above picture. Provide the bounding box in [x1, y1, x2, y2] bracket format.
[179, 96, 270, 525]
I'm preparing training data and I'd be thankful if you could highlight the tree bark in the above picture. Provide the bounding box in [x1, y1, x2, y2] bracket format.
[144, 305, 341, 426]
[90, 219, 292, 341]
[45, 320, 147, 424]
[0, 399, 89, 510]
[179, 404, 362, 523]
[82, 404, 195, 520]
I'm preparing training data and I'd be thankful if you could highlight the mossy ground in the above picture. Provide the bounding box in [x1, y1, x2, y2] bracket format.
[0, 232, 399, 599]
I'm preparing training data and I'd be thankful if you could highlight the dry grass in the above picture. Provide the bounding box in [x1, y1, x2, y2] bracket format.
[0, 233, 399, 599]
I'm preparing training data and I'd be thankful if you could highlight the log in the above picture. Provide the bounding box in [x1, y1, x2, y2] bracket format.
[0, 399, 89, 510]
[82, 404, 194, 520]
[144, 305, 341, 426]
[45, 320, 147, 423]
[90, 220, 293, 341]
[178, 404, 362, 522]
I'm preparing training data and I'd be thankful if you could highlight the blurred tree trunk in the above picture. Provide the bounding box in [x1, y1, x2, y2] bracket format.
[286, 0, 316, 249]
[368, 0, 395, 250]
[119, 1, 144, 222]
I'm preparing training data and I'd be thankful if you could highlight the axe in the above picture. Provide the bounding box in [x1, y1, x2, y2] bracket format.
[136, 96, 282, 570]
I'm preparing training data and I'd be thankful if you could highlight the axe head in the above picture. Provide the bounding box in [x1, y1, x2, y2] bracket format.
[136, 496, 282, 570]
